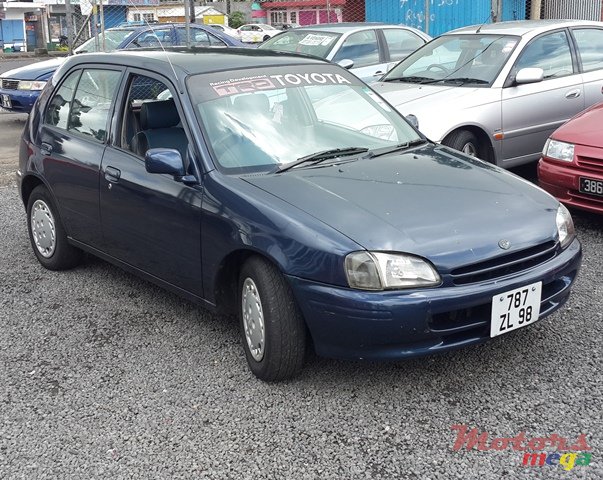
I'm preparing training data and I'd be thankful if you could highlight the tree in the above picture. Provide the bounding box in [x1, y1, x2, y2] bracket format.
[229, 11, 246, 29]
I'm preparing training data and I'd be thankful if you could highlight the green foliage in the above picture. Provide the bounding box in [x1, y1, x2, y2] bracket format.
[229, 11, 246, 29]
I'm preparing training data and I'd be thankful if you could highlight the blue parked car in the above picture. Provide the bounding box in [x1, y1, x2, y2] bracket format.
[18, 49, 581, 380]
[0, 23, 246, 113]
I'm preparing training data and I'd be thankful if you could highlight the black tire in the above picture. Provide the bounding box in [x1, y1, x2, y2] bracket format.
[443, 129, 483, 159]
[263, 35, 270, 42]
[26, 185, 81, 270]
[239, 256, 306, 381]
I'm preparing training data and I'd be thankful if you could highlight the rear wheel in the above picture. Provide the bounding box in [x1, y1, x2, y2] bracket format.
[239, 256, 306, 381]
[263, 35, 270, 42]
[443, 129, 484, 159]
[26, 185, 81, 270]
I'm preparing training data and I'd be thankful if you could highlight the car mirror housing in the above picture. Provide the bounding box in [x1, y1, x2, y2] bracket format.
[337, 59, 354, 70]
[145, 148, 185, 176]
[515, 67, 544, 85]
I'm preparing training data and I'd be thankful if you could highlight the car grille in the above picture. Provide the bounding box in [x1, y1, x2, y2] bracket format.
[449, 241, 557, 285]
[576, 154, 603, 172]
[1, 79, 19, 90]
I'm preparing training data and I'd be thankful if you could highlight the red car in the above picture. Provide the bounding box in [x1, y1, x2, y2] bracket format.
[539, 102, 603, 214]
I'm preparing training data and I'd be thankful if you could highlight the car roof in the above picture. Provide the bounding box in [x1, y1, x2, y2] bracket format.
[448, 19, 603, 37]
[63, 48, 329, 75]
[292, 22, 392, 33]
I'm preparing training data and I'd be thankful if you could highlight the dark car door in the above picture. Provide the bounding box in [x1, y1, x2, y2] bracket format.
[39, 66, 123, 247]
[99, 70, 204, 297]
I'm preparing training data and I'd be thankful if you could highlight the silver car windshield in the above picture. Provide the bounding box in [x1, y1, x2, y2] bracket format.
[259, 31, 342, 59]
[384, 34, 520, 86]
[187, 66, 421, 173]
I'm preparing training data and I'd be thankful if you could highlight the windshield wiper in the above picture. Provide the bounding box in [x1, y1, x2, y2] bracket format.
[432, 77, 490, 86]
[367, 139, 428, 159]
[276, 147, 369, 173]
[383, 75, 439, 84]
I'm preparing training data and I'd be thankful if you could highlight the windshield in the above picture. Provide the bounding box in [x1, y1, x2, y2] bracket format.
[383, 34, 520, 86]
[187, 66, 422, 174]
[259, 31, 342, 59]
[75, 29, 136, 53]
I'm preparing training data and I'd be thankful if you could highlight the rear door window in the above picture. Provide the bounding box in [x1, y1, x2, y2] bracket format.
[572, 28, 603, 72]
[382, 28, 426, 62]
[44, 68, 121, 142]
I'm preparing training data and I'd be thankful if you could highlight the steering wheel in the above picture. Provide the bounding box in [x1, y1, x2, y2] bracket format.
[426, 64, 450, 74]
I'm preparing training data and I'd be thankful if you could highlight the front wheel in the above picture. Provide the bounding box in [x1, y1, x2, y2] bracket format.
[442, 130, 484, 159]
[26, 185, 82, 270]
[239, 256, 306, 381]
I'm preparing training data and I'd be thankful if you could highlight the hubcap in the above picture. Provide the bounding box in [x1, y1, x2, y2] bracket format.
[463, 142, 477, 157]
[31, 199, 56, 258]
[242, 277, 265, 362]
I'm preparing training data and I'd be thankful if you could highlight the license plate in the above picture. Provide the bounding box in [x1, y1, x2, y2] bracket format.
[579, 177, 603, 197]
[1, 94, 11, 109]
[490, 282, 542, 337]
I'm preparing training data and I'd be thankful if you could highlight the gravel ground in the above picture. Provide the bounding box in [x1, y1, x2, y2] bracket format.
[0, 120, 602, 478]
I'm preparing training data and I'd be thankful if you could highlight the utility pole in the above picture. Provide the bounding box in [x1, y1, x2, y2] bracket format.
[189, 0, 195, 23]
[530, 0, 542, 19]
[65, 0, 73, 54]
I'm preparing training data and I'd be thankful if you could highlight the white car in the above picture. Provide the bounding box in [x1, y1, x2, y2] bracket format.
[237, 23, 280, 43]
[209, 24, 242, 40]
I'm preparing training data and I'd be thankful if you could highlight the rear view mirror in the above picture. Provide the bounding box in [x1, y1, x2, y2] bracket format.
[338, 59, 354, 70]
[515, 67, 544, 85]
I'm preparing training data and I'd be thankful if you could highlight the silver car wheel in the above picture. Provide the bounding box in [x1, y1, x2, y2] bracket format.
[30, 199, 56, 258]
[242, 277, 266, 362]
[463, 142, 477, 157]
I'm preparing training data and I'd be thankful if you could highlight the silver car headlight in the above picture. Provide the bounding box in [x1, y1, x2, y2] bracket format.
[18, 80, 46, 91]
[345, 251, 441, 290]
[543, 139, 574, 162]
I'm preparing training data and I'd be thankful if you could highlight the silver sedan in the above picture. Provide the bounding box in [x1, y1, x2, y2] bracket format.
[372, 20, 603, 168]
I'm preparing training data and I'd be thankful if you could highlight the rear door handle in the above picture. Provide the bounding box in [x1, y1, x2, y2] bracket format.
[565, 89, 581, 99]
[40, 142, 53, 156]
[373, 71, 385, 77]
[104, 166, 121, 183]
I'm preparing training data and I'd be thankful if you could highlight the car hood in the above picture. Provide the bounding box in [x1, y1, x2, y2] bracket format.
[1, 58, 64, 80]
[552, 102, 603, 148]
[372, 81, 486, 113]
[243, 145, 559, 271]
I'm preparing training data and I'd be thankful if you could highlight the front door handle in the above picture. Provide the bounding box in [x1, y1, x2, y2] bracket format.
[565, 89, 581, 99]
[373, 71, 385, 77]
[104, 166, 121, 183]
[40, 142, 53, 156]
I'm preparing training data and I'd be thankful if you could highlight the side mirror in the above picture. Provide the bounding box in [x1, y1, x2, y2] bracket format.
[145, 148, 197, 185]
[515, 67, 544, 85]
[405, 114, 419, 130]
[145, 148, 185, 176]
[338, 59, 354, 70]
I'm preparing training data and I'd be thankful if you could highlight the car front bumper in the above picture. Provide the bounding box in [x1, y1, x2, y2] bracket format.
[539, 156, 603, 215]
[288, 238, 581, 360]
[0, 87, 40, 113]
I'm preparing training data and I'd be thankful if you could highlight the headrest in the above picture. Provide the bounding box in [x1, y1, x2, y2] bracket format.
[140, 99, 180, 130]
[233, 94, 270, 115]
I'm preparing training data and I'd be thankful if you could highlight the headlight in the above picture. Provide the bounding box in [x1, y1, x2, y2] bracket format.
[543, 139, 574, 162]
[18, 80, 46, 91]
[556, 203, 575, 249]
[345, 251, 441, 290]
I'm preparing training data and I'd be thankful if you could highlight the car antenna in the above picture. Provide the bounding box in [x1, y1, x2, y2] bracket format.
[128, 5, 180, 86]
[476, 11, 493, 33]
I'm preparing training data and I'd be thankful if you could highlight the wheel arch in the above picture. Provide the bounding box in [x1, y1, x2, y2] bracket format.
[20, 174, 49, 210]
[442, 125, 497, 164]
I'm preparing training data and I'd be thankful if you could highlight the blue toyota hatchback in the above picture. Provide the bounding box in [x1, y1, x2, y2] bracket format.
[0, 24, 246, 113]
[18, 49, 581, 380]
